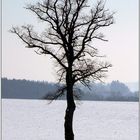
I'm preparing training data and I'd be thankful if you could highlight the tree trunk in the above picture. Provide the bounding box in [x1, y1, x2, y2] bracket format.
[64, 70, 76, 140]
[64, 103, 75, 140]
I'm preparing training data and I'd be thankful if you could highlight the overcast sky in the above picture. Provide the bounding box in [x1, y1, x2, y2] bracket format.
[2, 0, 139, 83]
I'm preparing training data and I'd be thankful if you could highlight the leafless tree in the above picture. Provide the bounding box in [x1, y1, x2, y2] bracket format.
[11, 0, 114, 139]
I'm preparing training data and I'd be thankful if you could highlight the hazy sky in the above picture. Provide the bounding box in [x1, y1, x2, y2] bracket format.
[2, 0, 139, 83]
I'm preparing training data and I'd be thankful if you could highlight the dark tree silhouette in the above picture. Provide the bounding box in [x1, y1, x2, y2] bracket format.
[11, 0, 114, 139]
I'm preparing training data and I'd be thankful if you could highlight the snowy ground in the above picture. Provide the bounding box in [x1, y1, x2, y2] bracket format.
[2, 99, 139, 140]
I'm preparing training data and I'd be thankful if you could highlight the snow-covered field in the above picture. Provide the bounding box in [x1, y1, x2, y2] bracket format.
[2, 99, 139, 140]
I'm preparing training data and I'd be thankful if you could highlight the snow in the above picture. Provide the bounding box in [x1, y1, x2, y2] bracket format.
[2, 99, 139, 140]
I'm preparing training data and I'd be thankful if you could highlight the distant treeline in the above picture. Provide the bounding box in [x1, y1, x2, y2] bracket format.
[1, 78, 139, 102]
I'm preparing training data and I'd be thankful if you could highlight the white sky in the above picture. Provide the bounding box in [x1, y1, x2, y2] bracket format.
[2, 0, 139, 83]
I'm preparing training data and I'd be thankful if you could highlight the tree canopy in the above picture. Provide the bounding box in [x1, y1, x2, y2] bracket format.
[11, 0, 114, 88]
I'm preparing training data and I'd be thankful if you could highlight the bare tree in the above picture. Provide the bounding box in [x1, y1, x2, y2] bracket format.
[11, 0, 114, 139]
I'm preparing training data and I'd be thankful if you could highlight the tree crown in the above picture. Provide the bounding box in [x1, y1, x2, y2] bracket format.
[11, 0, 114, 93]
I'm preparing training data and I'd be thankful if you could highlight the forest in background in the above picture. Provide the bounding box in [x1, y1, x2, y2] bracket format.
[1, 78, 139, 102]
